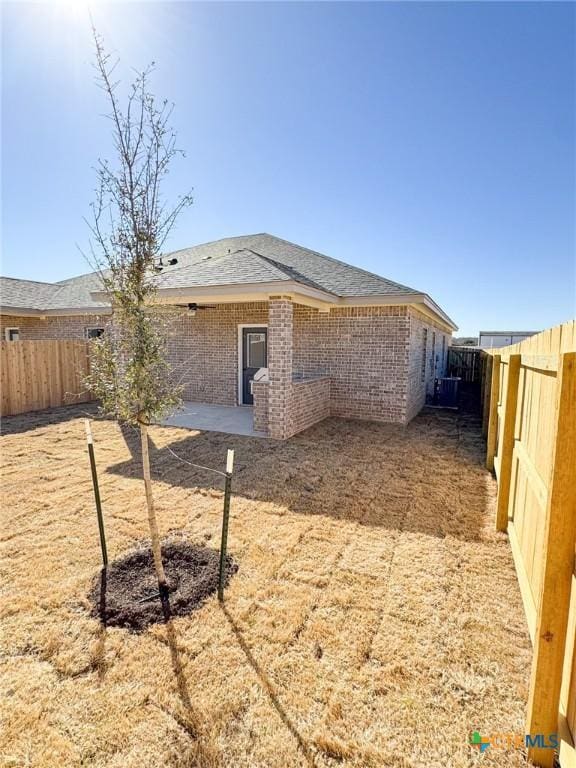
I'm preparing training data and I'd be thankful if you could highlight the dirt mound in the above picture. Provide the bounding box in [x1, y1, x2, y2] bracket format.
[89, 541, 237, 631]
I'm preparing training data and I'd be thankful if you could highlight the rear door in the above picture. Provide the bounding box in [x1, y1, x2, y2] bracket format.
[241, 327, 267, 405]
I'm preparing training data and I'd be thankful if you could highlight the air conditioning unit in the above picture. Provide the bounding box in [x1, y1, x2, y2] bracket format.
[433, 377, 461, 408]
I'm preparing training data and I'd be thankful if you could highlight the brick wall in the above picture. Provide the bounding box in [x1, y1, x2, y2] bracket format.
[252, 380, 269, 433]
[290, 376, 330, 436]
[0, 314, 109, 340]
[292, 305, 410, 423]
[267, 298, 293, 439]
[251, 376, 330, 438]
[406, 308, 451, 422]
[163, 303, 268, 405]
[1, 303, 452, 429]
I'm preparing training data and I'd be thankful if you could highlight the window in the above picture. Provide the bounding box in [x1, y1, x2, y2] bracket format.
[86, 328, 105, 339]
[421, 328, 427, 381]
[441, 336, 446, 374]
[4, 327, 20, 341]
[431, 331, 436, 374]
[246, 332, 266, 368]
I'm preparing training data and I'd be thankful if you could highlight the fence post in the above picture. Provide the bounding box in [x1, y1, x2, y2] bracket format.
[495, 354, 521, 532]
[526, 352, 576, 768]
[486, 354, 501, 470]
[482, 353, 492, 437]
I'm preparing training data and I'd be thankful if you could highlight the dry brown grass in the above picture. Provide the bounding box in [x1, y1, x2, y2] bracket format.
[0, 404, 532, 767]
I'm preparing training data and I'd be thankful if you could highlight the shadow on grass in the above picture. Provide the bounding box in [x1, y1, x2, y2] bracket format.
[0, 402, 99, 435]
[108, 405, 490, 542]
[221, 602, 318, 767]
[160, 595, 199, 738]
[158, 595, 225, 766]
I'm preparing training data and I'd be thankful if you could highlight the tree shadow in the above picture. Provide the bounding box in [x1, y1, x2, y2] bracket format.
[0, 402, 99, 436]
[160, 595, 199, 737]
[106, 404, 491, 542]
[220, 602, 318, 767]
[156, 594, 223, 765]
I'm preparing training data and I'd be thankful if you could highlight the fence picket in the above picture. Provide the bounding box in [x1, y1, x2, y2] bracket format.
[0, 340, 94, 416]
[526, 352, 576, 768]
[482, 320, 576, 768]
[496, 354, 520, 531]
[486, 354, 501, 470]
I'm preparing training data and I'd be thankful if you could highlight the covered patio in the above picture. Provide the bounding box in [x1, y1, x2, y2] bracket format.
[163, 401, 266, 438]
[161, 294, 334, 440]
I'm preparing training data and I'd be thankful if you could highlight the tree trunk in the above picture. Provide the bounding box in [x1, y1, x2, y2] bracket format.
[139, 421, 167, 588]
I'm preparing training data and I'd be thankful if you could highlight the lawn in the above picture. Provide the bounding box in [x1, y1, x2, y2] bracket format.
[1, 404, 532, 767]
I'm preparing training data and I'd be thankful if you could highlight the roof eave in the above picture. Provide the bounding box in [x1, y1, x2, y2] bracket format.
[0, 304, 111, 317]
[89, 283, 457, 329]
[0, 305, 43, 316]
[91, 280, 340, 310]
[421, 294, 458, 332]
[338, 293, 457, 331]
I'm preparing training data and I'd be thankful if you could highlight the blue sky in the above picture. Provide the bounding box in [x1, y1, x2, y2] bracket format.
[1, 1, 574, 336]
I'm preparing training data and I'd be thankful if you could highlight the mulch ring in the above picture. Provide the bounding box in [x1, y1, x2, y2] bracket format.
[89, 540, 238, 631]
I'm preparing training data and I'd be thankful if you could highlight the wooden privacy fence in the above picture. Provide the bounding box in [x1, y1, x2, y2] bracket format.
[447, 345, 482, 383]
[482, 320, 576, 768]
[0, 340, 95, 417]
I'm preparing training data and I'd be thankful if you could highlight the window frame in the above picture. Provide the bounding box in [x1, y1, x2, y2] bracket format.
[85, 327, 105, 340]
[420, 328, 428, 382]
[4, 327, 20, 341]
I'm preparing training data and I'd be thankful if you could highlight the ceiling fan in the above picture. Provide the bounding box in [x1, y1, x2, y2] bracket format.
[175, 302, 217, 315]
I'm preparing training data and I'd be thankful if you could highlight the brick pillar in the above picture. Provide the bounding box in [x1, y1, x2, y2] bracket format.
[267, 297, 293, 439]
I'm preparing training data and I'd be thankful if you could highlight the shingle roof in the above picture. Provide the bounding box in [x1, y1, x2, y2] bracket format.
[156, 248, 296, 289]
[0, 272, 108, 311]
[159, 234, 420, 297]
[0, 233, 428, 311]
[0, 277, 62, 310]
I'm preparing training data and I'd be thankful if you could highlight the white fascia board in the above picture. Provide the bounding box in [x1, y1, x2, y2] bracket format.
[92, 280, 339, 309]
[44, 306, 112, 316]
[0, 305, 111, 317]
[421, 295, 458, 332]
[0, 306, 43, 316]
[339, 293, 458, 332]
[88, 282, 457, 329]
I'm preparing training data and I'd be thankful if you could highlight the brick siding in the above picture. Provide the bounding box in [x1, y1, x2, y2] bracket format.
[0, 314, 109, 340]
[252, 376, 330, 438]
[163, 303, 268, 405]
[1, 303, 452, 433]
[267, 298, 293, 439]
[290, 376, 330, 436]
[405, 307, 451, 422]
[292, 305, 410, 424]
[252, 380, 269, 433]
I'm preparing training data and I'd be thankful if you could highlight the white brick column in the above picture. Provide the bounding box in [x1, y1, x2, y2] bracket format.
[267, 297, 293, 439]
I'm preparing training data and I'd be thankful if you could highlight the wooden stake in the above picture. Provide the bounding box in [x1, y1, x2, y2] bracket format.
[85, 419, 108, 567]
[139, 422, 167, 589]
[526, 352, 576, 767]
[495, 354, 521, 531]
[218, 449, 234, 602]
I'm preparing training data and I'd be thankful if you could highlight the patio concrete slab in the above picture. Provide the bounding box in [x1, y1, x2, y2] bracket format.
[162, 401, 267, 437]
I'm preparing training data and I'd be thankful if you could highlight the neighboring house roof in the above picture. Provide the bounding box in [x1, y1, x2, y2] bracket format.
[0, 277, 62, 310]
[0, 233, 457, 329]
[0, 272, 109, 314]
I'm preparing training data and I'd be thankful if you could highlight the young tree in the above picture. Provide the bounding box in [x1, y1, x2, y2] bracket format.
[85, 30, 192, 593]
